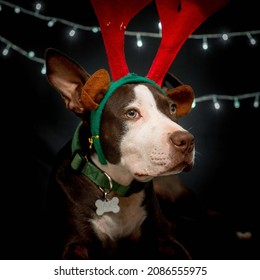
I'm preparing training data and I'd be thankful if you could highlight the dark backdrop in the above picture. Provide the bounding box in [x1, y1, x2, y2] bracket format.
[0, 0, 259, 259]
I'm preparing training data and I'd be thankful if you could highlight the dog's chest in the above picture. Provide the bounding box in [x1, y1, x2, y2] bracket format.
[91, 191, 147, 241]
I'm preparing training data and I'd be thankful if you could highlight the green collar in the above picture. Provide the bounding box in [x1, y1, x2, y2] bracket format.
[70, 122, 131, 197]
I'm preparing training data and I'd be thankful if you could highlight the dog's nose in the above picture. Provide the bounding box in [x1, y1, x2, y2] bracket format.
[169, 131, 194, 153]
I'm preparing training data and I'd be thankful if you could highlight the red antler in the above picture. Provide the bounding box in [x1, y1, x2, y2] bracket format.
[147, 0, 230, 85]
[90, 0, 152, 81]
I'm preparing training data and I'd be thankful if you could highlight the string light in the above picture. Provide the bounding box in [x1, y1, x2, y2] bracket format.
[158, 21, 162, 35]
[191, 99, 196, 109]
[136, 33, 143, 47]
[14, 5, 20, 13]
[234, 97, 240, 109]
[92, 27, 99, 33]
[0, 0, 259, 46]
[202, 37, 208, 50]
[41, 64, 46, 75]
[253, 95, 259, 108]
[213, 95, 220, 110]
[34, 2, 42, 14]
[69, 27, 77, 37]
[47, 18, 56, 27]
[0, 35, 44, 66]
[246, 32, 256, 46]
[2, 42, 10, 55]
[222, 33, 229, 41]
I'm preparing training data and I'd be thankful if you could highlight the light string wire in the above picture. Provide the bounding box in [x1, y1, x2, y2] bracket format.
[0, 35, 44, 64]
[0, 0, 259, 108]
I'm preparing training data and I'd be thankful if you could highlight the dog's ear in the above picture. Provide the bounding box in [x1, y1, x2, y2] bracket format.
[81, 69, 110, 110]
[45, 48, 110, 114]
[162, 72, 194, 117]
[166, 85, 194, 117]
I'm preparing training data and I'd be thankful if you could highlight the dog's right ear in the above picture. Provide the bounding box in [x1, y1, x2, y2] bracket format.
[162, 72, 194, 117]
[45, 48, 110, 115]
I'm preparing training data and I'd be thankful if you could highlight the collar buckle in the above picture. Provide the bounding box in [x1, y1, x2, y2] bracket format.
[71, 150, 88, 172]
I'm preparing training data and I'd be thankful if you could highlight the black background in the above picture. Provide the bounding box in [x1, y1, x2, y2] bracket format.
[0, 0, 259, 259]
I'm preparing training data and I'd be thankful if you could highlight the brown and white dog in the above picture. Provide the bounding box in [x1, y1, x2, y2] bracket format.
[43, 48, 195, 260]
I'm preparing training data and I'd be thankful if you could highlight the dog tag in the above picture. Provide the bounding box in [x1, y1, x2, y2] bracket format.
[95, 197, 120, 216]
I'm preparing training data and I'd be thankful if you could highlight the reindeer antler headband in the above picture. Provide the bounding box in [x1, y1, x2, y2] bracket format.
[90, 0, 229, 84]
[86, 0, 229, 164]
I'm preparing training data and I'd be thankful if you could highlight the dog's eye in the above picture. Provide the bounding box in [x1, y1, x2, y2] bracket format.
[169, 103, 177, 115]
[126, 109, 139, 119]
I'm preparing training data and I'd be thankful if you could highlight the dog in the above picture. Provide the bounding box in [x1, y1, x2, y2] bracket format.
[43, 48, 195, 260]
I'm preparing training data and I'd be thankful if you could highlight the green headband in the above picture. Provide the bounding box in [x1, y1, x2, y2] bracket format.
[90, 73, 166, 164]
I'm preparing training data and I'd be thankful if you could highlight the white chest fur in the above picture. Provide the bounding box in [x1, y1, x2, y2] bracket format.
[91, 190, 147, 242]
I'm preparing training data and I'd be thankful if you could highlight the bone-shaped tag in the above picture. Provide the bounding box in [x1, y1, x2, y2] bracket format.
[95, 197, 120, 216]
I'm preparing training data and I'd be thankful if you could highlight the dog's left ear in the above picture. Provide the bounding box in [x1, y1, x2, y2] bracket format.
[162, 72, 194, 117]
[45, 48, 110, 115]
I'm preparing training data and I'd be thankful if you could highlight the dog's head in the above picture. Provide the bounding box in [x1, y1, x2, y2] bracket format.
[45, 48, 195, 184]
